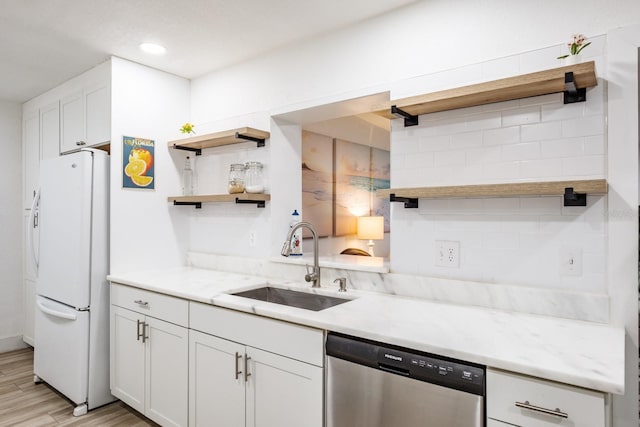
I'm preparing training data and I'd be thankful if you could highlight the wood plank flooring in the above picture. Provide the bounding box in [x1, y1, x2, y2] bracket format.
[0, 348, 158, 426]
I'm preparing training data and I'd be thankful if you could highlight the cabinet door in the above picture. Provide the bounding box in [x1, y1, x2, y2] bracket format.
[40, 101, 60, 159]
[146, 317, 188, 427]
[246, 347, 323, 427]
[22, 279, 35, 346]
[23, 109, 39, 209]
[110, 306, 145, 414]
[84, 82, 110, 146]
[60, 91, 84, 153]
[189, 330, 245, 427]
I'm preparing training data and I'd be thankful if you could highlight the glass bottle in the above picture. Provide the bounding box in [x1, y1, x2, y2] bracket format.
[228, 163, 246, 194]
[182, 156, 194, 196]
[244, 161, 264, 193]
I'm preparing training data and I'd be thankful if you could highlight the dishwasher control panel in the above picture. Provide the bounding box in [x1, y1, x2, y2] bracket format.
[327, 332, 485, 396]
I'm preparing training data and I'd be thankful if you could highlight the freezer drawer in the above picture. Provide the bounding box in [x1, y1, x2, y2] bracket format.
[34, 296, 90, 405]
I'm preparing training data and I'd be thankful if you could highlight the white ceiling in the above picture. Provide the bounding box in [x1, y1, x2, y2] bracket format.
[1, 0, 416, 103]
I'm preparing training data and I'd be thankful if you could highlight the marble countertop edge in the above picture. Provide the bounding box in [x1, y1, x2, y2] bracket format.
[106, 268, 625, 395]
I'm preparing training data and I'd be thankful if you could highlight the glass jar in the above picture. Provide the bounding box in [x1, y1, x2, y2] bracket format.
[244, 161, 264, 193]
[228, 163, 245, 194]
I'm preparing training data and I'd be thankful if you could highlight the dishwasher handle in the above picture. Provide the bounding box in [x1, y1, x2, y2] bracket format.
[378, 363, 410, 377]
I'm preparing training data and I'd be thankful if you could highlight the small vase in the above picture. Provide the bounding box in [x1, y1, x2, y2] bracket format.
[565, 55, 582, 66]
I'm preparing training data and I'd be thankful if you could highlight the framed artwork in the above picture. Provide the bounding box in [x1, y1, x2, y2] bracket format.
[371, 147, 391, 232]
[122, 136, 155, 189]
[301, 131, 333, 237]
[302, 131, 391, 238]
[334, 139, 371, 236]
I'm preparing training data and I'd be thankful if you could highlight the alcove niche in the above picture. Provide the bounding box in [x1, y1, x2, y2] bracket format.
[271, 91, 391, 268]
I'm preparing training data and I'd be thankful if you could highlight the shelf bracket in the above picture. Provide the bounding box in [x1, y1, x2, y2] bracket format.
[235, 132, 266, 147]
[173, 201, 202, 209]
[563, 187, 587, 207]
[235, 198, 266, 208]
[389, 193, 419, 209]
[391, 105, 419, 127]
[172, 144, 202, 156]
[563, 72, 587, 104]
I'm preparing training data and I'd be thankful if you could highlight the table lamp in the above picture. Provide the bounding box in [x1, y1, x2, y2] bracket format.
[357, 216, 384, 257]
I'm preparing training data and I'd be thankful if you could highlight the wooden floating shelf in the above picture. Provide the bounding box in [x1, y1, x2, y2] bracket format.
[377, 179, 607, 206]
[168, 193, 271, 208]
[168, 127, 270, 153]
[374, 61, 598, 119]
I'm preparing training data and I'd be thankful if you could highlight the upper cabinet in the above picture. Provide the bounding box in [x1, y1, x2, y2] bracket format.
[60, 69, 111, 154]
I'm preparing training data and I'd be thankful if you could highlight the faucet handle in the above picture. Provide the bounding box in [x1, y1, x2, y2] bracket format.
[334, 277, 347, 292]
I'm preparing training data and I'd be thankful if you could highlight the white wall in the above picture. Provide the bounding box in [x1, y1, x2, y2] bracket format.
[185, 2, 639, 422]
[0, 100, 24, 351]
[109, 57, 191, 275]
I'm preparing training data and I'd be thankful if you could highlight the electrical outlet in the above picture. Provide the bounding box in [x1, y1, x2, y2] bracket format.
[435, 240, 460, 268]
[559, 247, 582, 276]
[248, 230, 256, 248]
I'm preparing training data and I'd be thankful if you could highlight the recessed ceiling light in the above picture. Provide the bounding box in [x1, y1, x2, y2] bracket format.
[139, 42, 166, 55]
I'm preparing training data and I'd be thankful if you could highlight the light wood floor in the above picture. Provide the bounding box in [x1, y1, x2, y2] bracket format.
[0, 347, 158, 426]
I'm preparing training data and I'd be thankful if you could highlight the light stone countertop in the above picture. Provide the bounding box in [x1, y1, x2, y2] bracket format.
[107, 267, 625, 395]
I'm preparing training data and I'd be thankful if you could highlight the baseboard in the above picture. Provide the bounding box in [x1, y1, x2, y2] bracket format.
[0, 336, 29, 353]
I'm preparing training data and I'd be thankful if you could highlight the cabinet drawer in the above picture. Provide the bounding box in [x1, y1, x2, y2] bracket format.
[111, 283, 188, 327]
[487, 368, 606, 427]
[190, 302, 324, 367]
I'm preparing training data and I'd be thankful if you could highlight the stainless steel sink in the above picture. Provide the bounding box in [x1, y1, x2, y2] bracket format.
[231, 286, 351, 311]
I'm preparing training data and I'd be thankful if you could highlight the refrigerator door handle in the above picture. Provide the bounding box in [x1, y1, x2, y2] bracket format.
[28, 188, 41, 273]
[36, 300, 77, 321]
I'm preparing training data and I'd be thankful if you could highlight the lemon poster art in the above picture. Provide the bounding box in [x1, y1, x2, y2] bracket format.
[122, 136, 155, 189]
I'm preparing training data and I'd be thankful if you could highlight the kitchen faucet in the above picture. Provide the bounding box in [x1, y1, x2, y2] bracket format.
[281, 221, 320, 288]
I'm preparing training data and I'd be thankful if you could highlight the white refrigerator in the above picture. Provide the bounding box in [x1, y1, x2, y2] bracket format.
[31, 149, 115, 416]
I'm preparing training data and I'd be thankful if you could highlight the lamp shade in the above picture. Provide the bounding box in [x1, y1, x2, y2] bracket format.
[357, 216, 384, 240]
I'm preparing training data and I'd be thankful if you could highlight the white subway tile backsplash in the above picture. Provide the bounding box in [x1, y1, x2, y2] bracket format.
[561, 155, 605, 176]
[434, 150, 467, 167]
[389, 47, 607, 294]
[481, 55, 521, 81]
[541, 102, 584, 122]
[502, 106, 541, 127]
[540, 137, 584, 158]
[482, 162, 520, 181]
[519, 45, 565, 74]
[466, 146, 501, 165]
[501, 142, 540, 161]
[519, 158, 562, 178]
[418, 135, 451, 152]
[561, 115, 604, 138]
[521, 121, 562, 141]
[583, 135, 605, 155]
[465, 111, 502, 131]
[404, 151, 435, 169]
[519, 196, 562, 215]
[483, 126, 520, 146]
[451, 131, 483, 149]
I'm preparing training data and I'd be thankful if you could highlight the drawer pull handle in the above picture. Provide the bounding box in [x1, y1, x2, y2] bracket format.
[235, 352, 242, 380]
[515, 400, 568, 419]
[134, 300, 149, 307]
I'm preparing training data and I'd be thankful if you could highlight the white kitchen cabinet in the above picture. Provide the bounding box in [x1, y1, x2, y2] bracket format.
[110, 284, 189, 427]
[40, 101, 60, 160]
[487, 368, 609, 427]
[60, 81, 110, 154]
[189, 302, 324, 427]
[22, 109, 39, 210]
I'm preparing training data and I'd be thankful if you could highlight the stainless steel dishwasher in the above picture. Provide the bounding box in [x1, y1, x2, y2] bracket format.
[326, 333, 485, 427]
